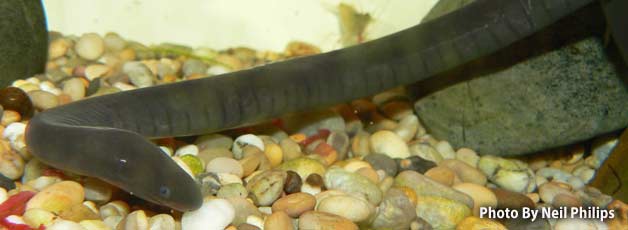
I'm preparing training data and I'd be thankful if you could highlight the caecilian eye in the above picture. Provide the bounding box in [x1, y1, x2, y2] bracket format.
[159, 186, 171, 198]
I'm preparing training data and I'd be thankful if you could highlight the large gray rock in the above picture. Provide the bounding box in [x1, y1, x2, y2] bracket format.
[414, 37, 628, 156]
[412, 1, 628, 156]
[0, 0, 48, 87]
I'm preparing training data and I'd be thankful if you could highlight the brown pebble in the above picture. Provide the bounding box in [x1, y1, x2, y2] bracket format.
[58, 203, 100, 222]
[284, 171, 302, 194]
[552, 193, 581, 208]
[606, 200, 628, 229]
[237, 223, 261, 230]
[491, 188, 535, 209]
[424, 166, 456, 186]
[298, 211, 357, 230]
[306, 174, 324, 188]
[0, 87, 34, 118]
[264, 211, 294, 230]
[272, 192, 316, 218]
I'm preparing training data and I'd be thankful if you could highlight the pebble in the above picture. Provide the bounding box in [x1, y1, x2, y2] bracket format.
[182, 59, 209, 77]
[397, 155, 436, 174]
[280, 138, 302, 161]
[122, 62, 154, 88]
[1, 110, 21, 126]
[455, 148, 480, 168]
[75, 33, 105, 60]
[217, 183, 248, 199]
[99, 201, 130, 219]
[538, 182, 574, 204]
[434, 141, 456, 159]
[58, 203, 100, 222]
[0, 87, 34, 118]
[606, 200, 628, 229]
[28, 90, 59, 110]
[182, 198, 235, 230]
[83, 178, 113, 204]
[26, 176, 62, 191]
[263, 142, 283, 167]
[394, 170, 474, 209]
[351, 131, 371, 157]
[197, 148, 233, 164]
[303, 173, 325, 195]
[324, 168, 382, 205]
[246, 170, 287, 206]
[278, 157, 326, 181]
[49, 38, 71, 59]
[415, 196, 471, 230]
[456, 216, 507, 230]
[272, 192, 316, 218]
[148, 214, 175, 230]
[424, 166, 456, 186]
[206, 157, 244, 178]
[554, 218, 607, 230]
[0, 142, 24, 179]
[48, 219, 88, 230]
[480, 156, 536, 193]
[326, 131, 350, 160]
[63, 78, 86, 101]
[23, 208, 55, 228]
[371, 188, 416, 230]
[452, 183, 498, 216]
[298, 211, 358, 230]
[440, 159, 487, 185]
[26, 181, 85, 213]
[84, 64, 110, 81]
[174, 144, 199, 156]
[491, 188, 535, 209]
[233, 134, 265, 159]
[180, 154, 205, 176]
[264, 211, 293, 230]
[363, 153, 398, 177]
[79, 220, 110, 230]
[408, 142, 443, 163]
[573, 165, 596, 183]
[226, 197, 262, 226]
[588, 135, 618, 168]
[394, 115, 419, 142]
[316, 195, 374, 223]
[369, 130, 410, 159]
[283, 170, 302, 194]
[103, 32, 126, 52]
[239, 151, 263, 177]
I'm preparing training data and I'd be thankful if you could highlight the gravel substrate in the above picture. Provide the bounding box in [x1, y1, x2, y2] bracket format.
[0, 32, 626, 230]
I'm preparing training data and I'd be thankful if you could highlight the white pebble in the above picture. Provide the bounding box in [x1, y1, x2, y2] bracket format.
[0, 188, 7, 204]
[26, 77, 41, 84]
[3, 122, 26, 142]
[232, 134, 265, 159]
[159, 146, 173, 156]
[206, 65, 230, 76]
[63, 78, 86, 101]
[48, 219, 88, 230]
[434, 141, 456, 159]
[75, 33, 105, 61]
[175, 144, 199, 157]
[182, 199, 235, 230]
[5, 215, 25, 225]
[112, 82, 137, 91]
[369, 130, 410, 159]
[246, 215, 265, 229]
[39, 81, 62, 96]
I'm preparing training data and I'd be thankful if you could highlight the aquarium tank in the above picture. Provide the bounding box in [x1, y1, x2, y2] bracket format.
[0, 0, 627, 229]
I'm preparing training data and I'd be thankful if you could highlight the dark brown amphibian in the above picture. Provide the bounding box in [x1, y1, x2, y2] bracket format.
[25, 0, 594, 211]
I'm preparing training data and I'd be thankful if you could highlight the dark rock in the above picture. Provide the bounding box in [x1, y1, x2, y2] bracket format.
[0, 174, 15, 190]
[0, 87, 34, 118]
[0, 0, 47, 88]
[397, 156, 436, 174]
[500, 218, 550, 230]
[412, 2, 628, 156]
[491, 188, 535, 209]
[283, 170, 302, 194]
[364, 153, 398, 176]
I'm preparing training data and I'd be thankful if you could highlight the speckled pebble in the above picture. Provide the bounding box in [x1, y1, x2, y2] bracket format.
[415, 196, 471, 230]
[122, 62, 155, 88]
[246, 170, 287, 206]
[324, 168, 382, 205]
[371, 188, 416, 230]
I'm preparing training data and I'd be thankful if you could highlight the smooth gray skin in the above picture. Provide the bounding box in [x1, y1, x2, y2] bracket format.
[25, 0, 594, 211]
